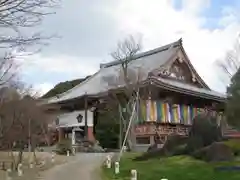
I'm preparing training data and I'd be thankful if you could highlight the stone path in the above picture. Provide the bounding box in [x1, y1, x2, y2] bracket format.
[41, 153, 111, 180]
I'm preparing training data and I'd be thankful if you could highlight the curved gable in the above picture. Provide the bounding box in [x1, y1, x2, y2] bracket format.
[150, 44, 210, 90]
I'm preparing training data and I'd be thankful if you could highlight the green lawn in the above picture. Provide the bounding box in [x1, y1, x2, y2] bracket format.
[102, 153, 240, 180]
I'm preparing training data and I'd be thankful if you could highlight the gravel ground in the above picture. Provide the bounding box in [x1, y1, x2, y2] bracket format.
[41, 153, 113, 180]
[0, 152, 69, 180]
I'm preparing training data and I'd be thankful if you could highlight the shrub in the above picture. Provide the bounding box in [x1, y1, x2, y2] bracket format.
[185, 114, 222, 155]
[147, 143, 158, 153]
[185, 136, 203, 154]
[173, 144, 188, 155]
[223, 139, 240, 156]
[55, 139, 72, 155]
[163, 135, 188, 156]
[192, 146, 208, 160]
[190, 114, 222, 147]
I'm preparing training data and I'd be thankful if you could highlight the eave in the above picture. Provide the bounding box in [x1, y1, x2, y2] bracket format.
[148, 77, 226, 103]
[43, 77, 226, 109]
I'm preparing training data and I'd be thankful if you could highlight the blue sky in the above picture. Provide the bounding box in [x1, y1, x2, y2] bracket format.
[172, 0, 240, 29]
[19, 0, 240, 95]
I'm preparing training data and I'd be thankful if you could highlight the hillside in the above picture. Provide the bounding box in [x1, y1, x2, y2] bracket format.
[42, 76, 91, 98]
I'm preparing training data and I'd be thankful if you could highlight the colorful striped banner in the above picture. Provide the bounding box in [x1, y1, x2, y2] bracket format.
[172, 104, 181, 123]
[146, 100, 151, 122]
[149, 100, 157, 122]
[136, 100, 222, 125]
[139, 100, 146, 123]
[156, 100, 163, 123]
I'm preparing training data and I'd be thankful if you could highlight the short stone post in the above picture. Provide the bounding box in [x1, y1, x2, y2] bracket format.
[131, 169, 137, 180]
[115, 162, 119, 174]
[72, 147, 76, 155]
[106, 155, 111, 168]
[41, 159, 46, 166]
[123, 146, 127, 152]
[6, 169, 12, 180]
[29, 162, 34, 169]
[51, 152, 55, 163]
[67, 150, 70, 157]
[10, 162, 13, 171]
[17, 163, 23, 176]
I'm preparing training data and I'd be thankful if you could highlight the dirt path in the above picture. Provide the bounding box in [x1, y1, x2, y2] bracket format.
[41, 153, 112, 180]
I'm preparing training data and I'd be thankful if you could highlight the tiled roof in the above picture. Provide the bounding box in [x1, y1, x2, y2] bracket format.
[150, 76, 226, 101]
[44, 38, 226, 104]
[46, 40, 181, 104]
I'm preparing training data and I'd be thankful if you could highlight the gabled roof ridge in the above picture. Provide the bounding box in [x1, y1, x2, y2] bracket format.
[44, 39, 184, 104]
[42, 71, 100, 102]
[179, 45, 210, 90]
[44, 39, 183, 102]
[100, 38, 182, 69]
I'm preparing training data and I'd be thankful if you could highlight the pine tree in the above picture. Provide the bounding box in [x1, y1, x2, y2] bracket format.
[226, 67, 240, 130]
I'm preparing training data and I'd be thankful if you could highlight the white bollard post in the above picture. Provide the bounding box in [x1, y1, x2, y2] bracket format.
[72, 147, 76, 155]
[106, 155, 111, 168]
[51, 152, 55, 163]
[29, 162, 34, 169]
[131, 169, 137, 180]
[41, 159, 45, 166]
[123, 146, 127, 152]
[17, 163, 23, 176]
[115, 162, 119, 174]
[6, 169, 12, 180]
[67, 150, 70, 157]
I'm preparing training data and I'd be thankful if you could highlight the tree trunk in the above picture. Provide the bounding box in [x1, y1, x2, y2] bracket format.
[33, 149, 38, 165]
[16, 142, 24, 168]
[10, 150, 16, 170]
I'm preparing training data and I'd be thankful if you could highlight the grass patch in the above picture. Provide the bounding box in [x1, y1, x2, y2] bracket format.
[102, 153, 240, 180]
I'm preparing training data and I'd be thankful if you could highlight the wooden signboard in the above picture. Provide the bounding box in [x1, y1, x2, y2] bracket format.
[134, 124, 189, 136]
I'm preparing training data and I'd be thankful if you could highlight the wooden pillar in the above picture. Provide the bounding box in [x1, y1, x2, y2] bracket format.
[58, 128, 64, 142]
[119, 104, 123, 149]
[84, 94, 88, 140]
[87, 127, 95, 142]
[72, 128, 76, 145]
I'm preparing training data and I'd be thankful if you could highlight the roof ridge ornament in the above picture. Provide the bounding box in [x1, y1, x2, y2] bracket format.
[178, 38, 183, 45]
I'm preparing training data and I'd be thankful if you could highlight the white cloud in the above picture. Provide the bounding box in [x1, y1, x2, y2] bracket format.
[19, 54, 102, 94]
[33, 82, 54, 96]
[182, 0, 211, 15]
[19, 54, 100, 77]
[106, 0, 240, 92]
[18, 0, 240, 94]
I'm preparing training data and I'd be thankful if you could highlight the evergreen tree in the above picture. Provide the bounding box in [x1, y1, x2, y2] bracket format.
[42, 76, 91, 98]
[226, 67, 240, 129]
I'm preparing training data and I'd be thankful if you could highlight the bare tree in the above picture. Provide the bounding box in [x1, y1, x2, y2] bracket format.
[0, 0, 59, 87]
[101, 35, 145, 160]
[215, 38, 240, 84]
[0, 87, 57, 169]
[0, 0, 58, 169]
[0, 0, 58, 48]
